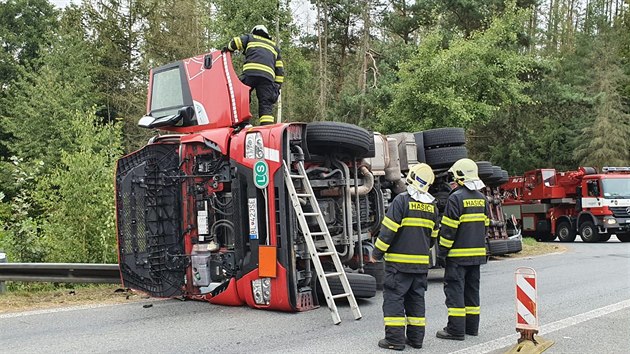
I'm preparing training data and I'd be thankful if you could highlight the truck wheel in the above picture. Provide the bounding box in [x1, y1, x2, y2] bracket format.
[306, 122, 372, 156]
[476, 161, 493, 178]
[598, 233, 611, 242]
[422, 127, 466, 148]
[617, 233, 630, 242]
[556, 221, 576, 242]
[413, 132, 426, 163]
[319, 272, 377, 299]
[579, 221, 599, 243]
[537, 233, 555, 242]
[424, 146, 468, 169]
[363, 262, 384, 290]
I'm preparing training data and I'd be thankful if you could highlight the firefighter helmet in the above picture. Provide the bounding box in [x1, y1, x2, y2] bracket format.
[251, 25, 270, 39]
[406, 163, 435, 194]
[448, 158, 480, 184]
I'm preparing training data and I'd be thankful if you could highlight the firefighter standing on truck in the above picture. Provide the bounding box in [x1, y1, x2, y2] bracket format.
[436, 158, 489, 341]
[223, 25, 284, 125]
[373, 163, 440, 351]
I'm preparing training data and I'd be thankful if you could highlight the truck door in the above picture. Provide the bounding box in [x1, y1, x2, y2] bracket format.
[115, 143, 186, 297]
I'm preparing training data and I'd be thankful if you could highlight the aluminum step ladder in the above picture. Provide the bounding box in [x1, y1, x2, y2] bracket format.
[283, 159, 362, 325]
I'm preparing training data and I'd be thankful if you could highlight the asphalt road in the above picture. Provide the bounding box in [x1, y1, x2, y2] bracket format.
[1, 238, 629, 354]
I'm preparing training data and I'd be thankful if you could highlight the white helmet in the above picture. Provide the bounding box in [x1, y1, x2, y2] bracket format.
[251, 25, 270, 38]
[448, 158, 480, 184]
[406, 163, 435, 194]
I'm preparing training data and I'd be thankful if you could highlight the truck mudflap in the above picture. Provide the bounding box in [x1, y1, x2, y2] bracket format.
[115, 143, 186, 297]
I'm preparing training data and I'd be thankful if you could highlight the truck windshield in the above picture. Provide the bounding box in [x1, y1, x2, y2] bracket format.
[601, 178, 630, 198]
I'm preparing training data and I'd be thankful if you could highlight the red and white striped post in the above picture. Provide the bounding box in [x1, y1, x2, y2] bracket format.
[515, 267, 539, 342]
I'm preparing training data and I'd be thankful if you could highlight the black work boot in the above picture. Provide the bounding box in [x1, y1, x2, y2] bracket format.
[378, 339, 405, 351]
[466, 330, 478, 336]
[405, 339, 422, 349]
[436, 328, 465, 341]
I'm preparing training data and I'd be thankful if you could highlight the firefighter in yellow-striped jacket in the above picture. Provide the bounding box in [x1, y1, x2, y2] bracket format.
[223, 25, 284, 125]
[436, 158, 490, 341]
[373, 163, 439, 351]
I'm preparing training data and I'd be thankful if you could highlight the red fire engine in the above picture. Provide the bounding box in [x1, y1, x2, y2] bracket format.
[501, 167, 630, 243]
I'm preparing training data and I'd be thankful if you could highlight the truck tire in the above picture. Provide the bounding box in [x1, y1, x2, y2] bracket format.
[476, 161, 493, 178]
[598, 233, 611, 242]
[424, 146, 468, 169]
[617, 233, 630, 242]
[556, 221, 576, 242]
[579, 221, 599, 243]
[422, 128, 466, 148]
[306, 122, 372, 156]
[498, 170, 509, 185]
[413, 132, 427, 163]
[321, 272, 377, 299]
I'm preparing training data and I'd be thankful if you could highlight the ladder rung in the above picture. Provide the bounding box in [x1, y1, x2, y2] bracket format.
[317, 251, 336, 257]
[311, 231, 327, 236]
[332, 293, 350, 300]
[296, 193, 312, 197]
[324, 272, 342, 278]
[303, 212, 320, 217]
[290, 174, 305, 179]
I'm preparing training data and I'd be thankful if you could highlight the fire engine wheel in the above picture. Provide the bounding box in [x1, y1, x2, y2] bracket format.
[598, 233, 611, 242]
[424, 146, 468, 169]
[422, 127, 466, 148]
[556, 221, 576, 242]
[306, 122, 372, 156]
[319, 272, 377, 299]
[579, 221, 600, 243]
[617, 233, 630, 242]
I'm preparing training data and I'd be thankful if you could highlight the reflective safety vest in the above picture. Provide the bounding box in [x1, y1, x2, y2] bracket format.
[374, 192, 439, 273]
[438, 186, 489, 265]
[228, 34, 284, 84]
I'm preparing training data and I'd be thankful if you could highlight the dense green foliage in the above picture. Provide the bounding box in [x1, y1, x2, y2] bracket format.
[0, 0, 629, 262]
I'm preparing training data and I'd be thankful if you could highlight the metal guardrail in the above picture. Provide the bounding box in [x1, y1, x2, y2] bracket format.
[0, 263, 121, 284]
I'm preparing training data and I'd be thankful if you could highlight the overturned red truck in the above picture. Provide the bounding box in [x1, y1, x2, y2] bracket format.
[114, 50, 518, 313]
[500, 167, 630, 242]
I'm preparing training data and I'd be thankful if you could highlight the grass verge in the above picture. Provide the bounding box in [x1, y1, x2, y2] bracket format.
[0, 283, 149, 314]
[492, 237, 566, 260]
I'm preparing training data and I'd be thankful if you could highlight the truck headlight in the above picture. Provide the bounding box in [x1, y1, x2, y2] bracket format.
[252, 278, 271, 305]
[245, 132, 264, 159]
[604, 217, 617, 225]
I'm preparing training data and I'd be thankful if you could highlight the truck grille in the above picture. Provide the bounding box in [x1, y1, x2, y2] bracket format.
[610, 207, 630, 218]
[116, 143, 186, 297]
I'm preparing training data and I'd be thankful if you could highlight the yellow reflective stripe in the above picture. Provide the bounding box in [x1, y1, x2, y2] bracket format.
[382, 216, 401, 233]
[375, 238, 389, 252]
[448, 308, 466, 317]
[466, 306, 480, 315]
[259, 115, 274, 123]
[243, 63, 276, 78]
[439, 237, 454, 248]
[460, 213, 487, 223]
[484, 216, 490, 226]
[384, 317, 406, 326]
[448, 247, 487, 257]
[384, 253, 429, 264]
[401, 217, 435, 229]
[246, 42, 278, 57]
[407, 317, 426, 326]
[275, 75, 284, 83]
[228, 41, 235, 51]
[253, 35, 276, 46]
[275, 60, 283, 67]
[234, 37, 243, 51]
[431, 229, 438, 238]
[441, 216, 460, 228]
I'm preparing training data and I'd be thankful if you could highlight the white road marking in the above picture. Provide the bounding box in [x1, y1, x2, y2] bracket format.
[450, 299, 630, 354]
